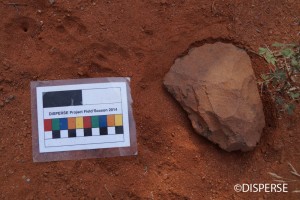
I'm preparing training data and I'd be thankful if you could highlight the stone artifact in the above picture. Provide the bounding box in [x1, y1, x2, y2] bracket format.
[164, 42, 265, 151]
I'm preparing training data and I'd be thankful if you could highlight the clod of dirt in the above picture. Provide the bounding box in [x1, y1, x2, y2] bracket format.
[5, 95, 15, 103]
[77, 66, 89, 77]
[77, 71, 84, 76]
[2, 59, 11, 70]
[49, 0, 56, 5]
[164, 42, 265, 152]
[0, 101, 4, 107]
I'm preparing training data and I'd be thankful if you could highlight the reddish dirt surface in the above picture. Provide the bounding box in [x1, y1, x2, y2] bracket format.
[0, 0, 300, 199]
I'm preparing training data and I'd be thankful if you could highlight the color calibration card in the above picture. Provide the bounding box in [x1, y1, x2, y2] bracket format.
[36, 82, 130, 153]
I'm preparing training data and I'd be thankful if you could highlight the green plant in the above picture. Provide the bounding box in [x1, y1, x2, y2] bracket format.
[258, 42, 300, 114]
[269, 162, 300, 193]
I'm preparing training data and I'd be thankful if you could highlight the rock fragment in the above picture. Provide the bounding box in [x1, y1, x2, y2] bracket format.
[164, 42, 265, 151]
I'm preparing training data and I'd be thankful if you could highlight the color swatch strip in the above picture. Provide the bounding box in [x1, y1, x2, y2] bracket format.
[44, 114, 123, 131]
[44, 114, 124, 139]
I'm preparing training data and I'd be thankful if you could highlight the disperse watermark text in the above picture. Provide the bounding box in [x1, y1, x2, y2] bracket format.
[234, 183, 288, 193]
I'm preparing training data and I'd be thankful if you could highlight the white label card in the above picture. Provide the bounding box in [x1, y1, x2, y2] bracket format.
[36, 82, 131, 153]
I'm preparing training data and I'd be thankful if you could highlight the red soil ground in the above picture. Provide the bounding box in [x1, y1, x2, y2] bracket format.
[0, 0, 299, 199]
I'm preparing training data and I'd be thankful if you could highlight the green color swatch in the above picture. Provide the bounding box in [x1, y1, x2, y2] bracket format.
[91, 116, 99, 128]
[52, 118, 60, 131]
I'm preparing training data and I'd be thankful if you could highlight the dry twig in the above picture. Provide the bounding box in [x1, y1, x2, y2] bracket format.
[104, 184, 114, 200]
[2, 2, 27, 13]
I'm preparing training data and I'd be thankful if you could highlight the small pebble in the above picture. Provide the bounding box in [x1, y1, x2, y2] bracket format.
[5, 78, 12, 83]
[49, 0, 55, 5]
[78, 71, 84, 76]
[5, 95, 15, 103]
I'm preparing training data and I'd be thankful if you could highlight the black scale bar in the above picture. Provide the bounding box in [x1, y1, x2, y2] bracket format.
[43, 90, 82, 108]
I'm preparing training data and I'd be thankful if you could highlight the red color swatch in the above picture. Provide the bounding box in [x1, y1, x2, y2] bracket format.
[83, 116, 91, 128]
[44, 119, 52, 131]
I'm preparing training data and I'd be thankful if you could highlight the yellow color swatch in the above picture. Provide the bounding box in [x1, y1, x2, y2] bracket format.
[115, 114, 123, 126]
[76, 117, 83, 129]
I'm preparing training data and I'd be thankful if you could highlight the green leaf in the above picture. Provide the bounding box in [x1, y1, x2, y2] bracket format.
[275, 96, 284, 105]
[259, 42, 300, 115]
[289, 92, 300, 100]
[295, 62, 300, 71]
[258, 47, 267, 55]
[281, 48, 294, 58]
[286, 43, 297, 47]
[270, 58, 276, 65]
[271, 76, 279, 86]
[271, 43, 297, 48]
[273, 69, 286, 80]
[291, 58, 299, 67]
[261, 74, 270, 81]
[272, 42, 285, 47]
[265, 51, 276, 65]
[284, 103, 296, 115]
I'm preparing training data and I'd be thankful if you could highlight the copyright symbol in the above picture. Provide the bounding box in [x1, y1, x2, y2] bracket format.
[234, 184, 242, 192]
